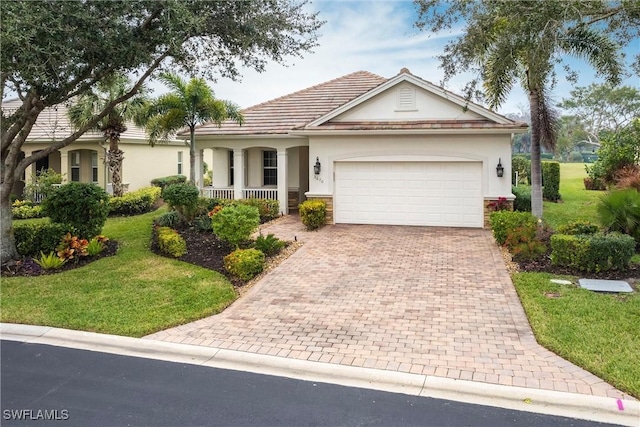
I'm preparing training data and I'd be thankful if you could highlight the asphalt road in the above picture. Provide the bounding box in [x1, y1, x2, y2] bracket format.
[1, 340, 618, 427]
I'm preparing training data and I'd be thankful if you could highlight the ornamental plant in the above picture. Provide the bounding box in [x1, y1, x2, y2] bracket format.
[162, 183, 200, 221]
[56, 233, 89, 262]
[34, 251, 67, 270]
[224, 248, 265, 281]
[42, 182, 110, 239]
[211, 205, 260, 248]
[299, 200, 326, 230]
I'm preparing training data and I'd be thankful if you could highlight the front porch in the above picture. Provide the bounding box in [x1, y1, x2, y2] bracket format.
[195, 143, 309, 215]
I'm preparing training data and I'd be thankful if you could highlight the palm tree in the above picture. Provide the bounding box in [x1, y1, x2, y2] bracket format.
[140, 73, 244, 185]
[68, 74, 148, 197]
[415, 1, 625, 218]
[480, 17, 622, 217]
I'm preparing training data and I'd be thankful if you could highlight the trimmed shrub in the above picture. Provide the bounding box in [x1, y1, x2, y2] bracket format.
[511, 186, 531, 212]
[162, 183, 200, 221]
[550, 233, 635, 272]
[12, 203, 45, 219]
[211, 204, 260, 248]
[568, 151, 585, 162]
[511, 156, 531, 185]
[556, 220, 600, 235]
[598, 189, 640, 245]
[542, 161, 561, 202]
[489, 211, 538, 246]
[299, 200, 326, 231]
[540, 153, 554, 160]
[254, 233, 285, 256]
[151, 175, 187, 190]
[108, 186, 161, 216]
[224, 248, 265, 281]
[156, 227, 187, 258]
[13, 222, 71, 257]
[154, 211, 181, 228]
[235, 198, 280, 223]
[504, 225, 547, 261]
[41, 182, 109, 239]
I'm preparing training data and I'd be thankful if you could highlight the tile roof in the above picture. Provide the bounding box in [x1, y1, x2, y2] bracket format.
[192, 71, 388, 136]
[2, 98, 151, 143]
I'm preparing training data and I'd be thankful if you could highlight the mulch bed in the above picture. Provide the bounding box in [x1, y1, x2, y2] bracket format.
[1, 240, 119, 277]
[517, 254, 640, 281]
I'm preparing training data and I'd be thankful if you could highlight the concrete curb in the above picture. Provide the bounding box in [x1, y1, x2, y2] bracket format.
[2, 323, 638, 426]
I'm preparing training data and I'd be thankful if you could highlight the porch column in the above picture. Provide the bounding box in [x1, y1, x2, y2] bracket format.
[24, 151, 34, 184]
[277, 148, 288, 214]
[59, 149, 69, 183]
[97, 150, 107, 191]
[194, 148, 204, 190]
[233, 149, 244, 200]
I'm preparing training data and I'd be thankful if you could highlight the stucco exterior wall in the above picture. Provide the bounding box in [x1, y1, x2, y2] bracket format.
[333, 84, 484, 122]
[306, 133, 513, 200]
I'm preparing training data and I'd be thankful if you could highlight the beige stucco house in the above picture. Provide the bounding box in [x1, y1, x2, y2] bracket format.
[5, 99, 190, 197]
[190, 69, 527, 228]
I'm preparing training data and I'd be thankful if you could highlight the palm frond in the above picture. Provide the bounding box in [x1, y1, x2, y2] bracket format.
[482, 42, 519, 109]
[562, 26, 624, 86]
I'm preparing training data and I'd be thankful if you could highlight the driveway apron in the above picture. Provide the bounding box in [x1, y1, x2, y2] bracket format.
[146, 219, 630, 399]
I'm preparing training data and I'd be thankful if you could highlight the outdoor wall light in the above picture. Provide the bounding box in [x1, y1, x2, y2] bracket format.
[313, 157, 321, 175]
[496, 158, 504, 178]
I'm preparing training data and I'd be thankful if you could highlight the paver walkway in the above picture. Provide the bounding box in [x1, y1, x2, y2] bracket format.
[146, 216, 632, 400]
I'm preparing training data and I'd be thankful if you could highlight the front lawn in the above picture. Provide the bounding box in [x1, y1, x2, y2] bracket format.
[542, 162, 603, 229]
[513, 273, 640, 398]
[1, 209, 237, 337]
[513, 162, 639, 398]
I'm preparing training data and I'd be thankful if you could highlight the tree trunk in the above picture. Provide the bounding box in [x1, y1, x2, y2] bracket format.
[529, 90, 543, 219]
[107, 148, 125, 197]
[0, 179, 20, 263]
[189, 127, 196, 184]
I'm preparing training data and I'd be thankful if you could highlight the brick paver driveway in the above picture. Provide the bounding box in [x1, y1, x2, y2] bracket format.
[146, 219, 629, 399]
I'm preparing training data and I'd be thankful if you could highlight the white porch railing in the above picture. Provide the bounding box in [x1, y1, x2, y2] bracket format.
[201, 187, 235, 199]
[32, 184, 62, 204]
[200, 187, 278, 200]
[243, 188, 278, 200]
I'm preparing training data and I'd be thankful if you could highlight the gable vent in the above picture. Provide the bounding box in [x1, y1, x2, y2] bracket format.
[397, 86, 416, 111]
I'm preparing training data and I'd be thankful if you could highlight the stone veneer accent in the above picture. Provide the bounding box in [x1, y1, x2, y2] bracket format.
[483, 199, 514, 229]
[288, 189, 300, 211]
[305, 195, 334, 224]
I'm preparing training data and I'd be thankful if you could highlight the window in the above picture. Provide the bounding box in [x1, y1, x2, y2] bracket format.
[263, 151, 277, 186]
[177, 151, 183, 175]
[91, 152, 99, 183]
[71, 152, 80, 182]
[229, 150, 234, 186]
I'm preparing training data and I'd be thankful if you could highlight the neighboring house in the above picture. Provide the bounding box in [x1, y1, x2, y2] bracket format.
[4, 99, 190, 198]
[190, 69, 527, 228]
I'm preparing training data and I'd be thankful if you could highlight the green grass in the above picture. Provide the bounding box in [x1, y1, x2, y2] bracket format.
[513, 273, 640, 398]
[543, 163, 603, 229]
[2, 209, 236, 337]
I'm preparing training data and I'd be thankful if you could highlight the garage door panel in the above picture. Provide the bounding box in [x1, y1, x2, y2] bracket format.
[335, 161, 482, 227]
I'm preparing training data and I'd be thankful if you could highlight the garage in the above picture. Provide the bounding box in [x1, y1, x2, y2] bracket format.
[334, 161, 483, 227]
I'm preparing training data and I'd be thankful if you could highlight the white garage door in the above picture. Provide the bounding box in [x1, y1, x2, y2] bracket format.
[334, 161, 482, 227]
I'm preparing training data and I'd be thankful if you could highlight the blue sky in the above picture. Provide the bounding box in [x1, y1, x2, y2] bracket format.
[196, 0, 639, 116]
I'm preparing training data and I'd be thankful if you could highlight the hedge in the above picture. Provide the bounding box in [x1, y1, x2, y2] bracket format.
[542, 161, 561, 202]
[489, 211, 538, 246]
[151, 175, 187, 190]
[550, 232, 635, 272]
[511, 186, 531, 212]
[14, 222, 71, 257]
[224, 248, 265, 281]
[109, 186, 161, 216]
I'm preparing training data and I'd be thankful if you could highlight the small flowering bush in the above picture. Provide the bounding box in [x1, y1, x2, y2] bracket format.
[487, 197, 510, 212]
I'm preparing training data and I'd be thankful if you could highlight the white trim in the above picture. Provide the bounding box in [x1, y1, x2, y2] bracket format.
[289, 128, 525, 137]
[306, 74, 516, 127]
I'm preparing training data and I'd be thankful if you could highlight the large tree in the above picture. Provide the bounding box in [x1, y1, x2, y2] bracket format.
[68, 74, 148, 197]
[414, 0, 638, 218]
[559, 83, 640, 144]
[0, 0, 322, 262]
[140, 73, 243, 185]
